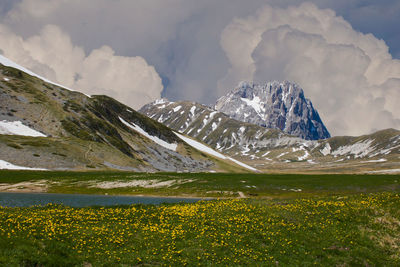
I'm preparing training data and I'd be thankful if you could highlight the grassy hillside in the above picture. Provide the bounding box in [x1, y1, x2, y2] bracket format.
[0, 61, 250, 173]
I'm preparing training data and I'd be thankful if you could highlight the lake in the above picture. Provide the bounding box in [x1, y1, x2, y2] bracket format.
[0, 192, 205, 207]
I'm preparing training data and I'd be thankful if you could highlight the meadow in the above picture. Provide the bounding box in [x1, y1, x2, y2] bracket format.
[0, 171, 400, 266]
[0, 170, 399, 197]
[0, 193, 399, 266]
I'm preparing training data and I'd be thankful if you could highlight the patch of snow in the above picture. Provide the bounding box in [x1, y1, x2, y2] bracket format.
[0, 120, 46, 137]
[126, 109, 133, 113]
[173, 106, 182, 112]
[209, 111, 217, 119]
[180, 110, 185, 115]
[331, 139, 375, 158]
[119, 117, 177, 151]
[277, 152, 288, 158]
[190, 106, 196, 116]
[157, 104, 166, 109]
[361, 159, 387, 163]
[367, 169, 400, 174]
[241, 145, 250, 155]
[289, 188, 302, 192]
[282, 90, 288, 104]
[292, 147, 300, 152]
[262, 151, 270, 157]
[3, 77, 10, 81]
[187, 128, 194, 135]
[320, 143, 331, 156]
[298, 150, 309, 161]
[249, 155, 258, 160]
[0, 159, 47, 170]
[174, 132, 257, 171]
[241, 96, 265, 115]
[154, 99, 167, 105]
[174, 132, 226, 159]
[227, 157, 258, 172]
[239, 126, 246, 133]
[216, 143, 221, 150]
[212, 122, 218, 131]
[369, 144, 400, 157]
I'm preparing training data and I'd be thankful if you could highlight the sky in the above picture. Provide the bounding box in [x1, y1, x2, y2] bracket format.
[0, 0, 399, 136]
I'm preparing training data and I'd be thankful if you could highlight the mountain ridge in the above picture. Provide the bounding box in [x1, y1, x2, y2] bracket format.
[215, 81, 330, 140]
[140, 98, 400, 174]
[0, 56, 252, 172]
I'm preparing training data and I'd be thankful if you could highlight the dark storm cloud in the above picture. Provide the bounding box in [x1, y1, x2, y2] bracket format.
[0, 0, 19, 15]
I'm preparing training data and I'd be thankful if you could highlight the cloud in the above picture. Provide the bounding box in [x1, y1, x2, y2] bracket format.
[0, 24, 163, 109]
[0, 0, 269, 106]
[1, 0, 400, 135]
[219, 3, 400, 136]
[76, 46, 162, 105]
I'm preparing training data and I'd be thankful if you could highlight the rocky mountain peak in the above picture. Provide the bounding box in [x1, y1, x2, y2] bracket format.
[215, 81, 330, 140]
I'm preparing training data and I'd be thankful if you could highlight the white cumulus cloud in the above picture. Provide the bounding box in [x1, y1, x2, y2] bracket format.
[0, 24, 162, 109]
[219, 2, 400, 136]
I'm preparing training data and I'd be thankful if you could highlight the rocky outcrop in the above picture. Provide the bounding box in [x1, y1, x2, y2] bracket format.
[215, 81, 330, 140]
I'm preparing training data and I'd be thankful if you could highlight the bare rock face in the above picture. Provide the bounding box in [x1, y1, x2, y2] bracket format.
[215, 81, 330, 140]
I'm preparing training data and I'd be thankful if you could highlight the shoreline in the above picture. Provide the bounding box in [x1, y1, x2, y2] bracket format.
[0, 190, 217, 200]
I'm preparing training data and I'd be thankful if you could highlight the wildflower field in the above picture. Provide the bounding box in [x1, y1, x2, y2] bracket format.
[1, 192, 400, 266]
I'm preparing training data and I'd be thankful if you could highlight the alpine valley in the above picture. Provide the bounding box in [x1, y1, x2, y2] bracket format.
[140, 82, 400, 174]
[1, 54, 399, 174]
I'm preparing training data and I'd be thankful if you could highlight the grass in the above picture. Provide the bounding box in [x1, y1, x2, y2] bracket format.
[1, 171, 400, 265]
[0, 170, 399, 197]
[0, 193, 399, 266]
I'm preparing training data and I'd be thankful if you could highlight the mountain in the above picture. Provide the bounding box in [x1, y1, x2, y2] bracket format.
[140, 99, 400, 174]
[2, 55, 399, 174]
[0, 55, 253, 172]
[215, 81, 330, 140]
[140, 99, 293, 154]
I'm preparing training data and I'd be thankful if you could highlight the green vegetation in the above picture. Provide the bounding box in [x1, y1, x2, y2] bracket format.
[0, 171, 399, 197]
[0, 193, 399, 266]
[6, 143, 23, 149]
[0, 172, 399, 266]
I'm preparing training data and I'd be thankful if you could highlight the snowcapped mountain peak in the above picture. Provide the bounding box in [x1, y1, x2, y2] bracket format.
[215, 81, 330, 140]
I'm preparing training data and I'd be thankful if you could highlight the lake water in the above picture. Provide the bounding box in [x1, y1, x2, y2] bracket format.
[0, 192, 204, 207]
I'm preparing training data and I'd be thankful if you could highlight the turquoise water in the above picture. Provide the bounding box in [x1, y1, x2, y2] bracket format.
[0, 192, 203, 207]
